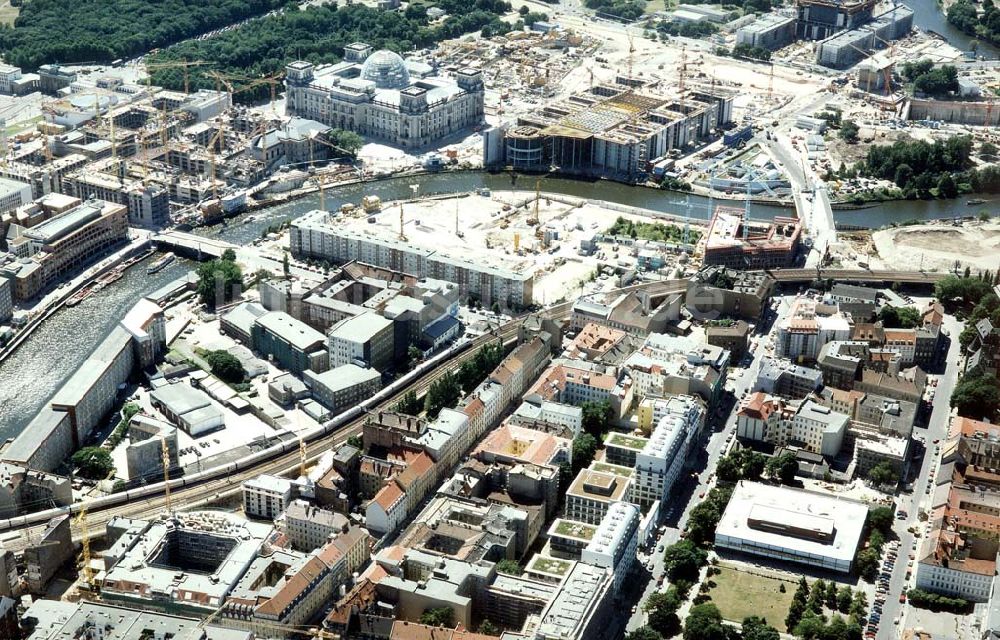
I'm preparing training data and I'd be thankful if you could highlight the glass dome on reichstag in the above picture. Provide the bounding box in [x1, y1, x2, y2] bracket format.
[360, 50, 411, 90]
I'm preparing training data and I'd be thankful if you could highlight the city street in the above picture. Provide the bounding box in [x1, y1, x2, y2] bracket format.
[624, 297, 792, 632]
[877, 311, 964, 639]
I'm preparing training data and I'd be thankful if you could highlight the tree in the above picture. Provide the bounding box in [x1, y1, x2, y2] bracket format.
[649, 607, 681, 638]
[807, 579, 826, 614]
[951, 372, 1000, 420]
[425, 370, 461, 418]
[683, 603, 727, 640]
[495, 559, 522, 575]
[581, 400, 614, 437]
[766, 451, 799, 484]
[937, 173, 959, 199]
[824, 580, 839, 610]
[663, 540, 707, 582]
[839, 120, 860, 143]
[742, 616, 780, 640]
[221, 248, 237, 262]
[205, 349, 246, 383]
[196, 258, 243, 307]
[571, 433, 598, 473]
[346, 435, 363, 450]
[877, 305, 921, 328]
[856, 547, 880, 582]
[867, 461, 899, 487]
[716, 454, 741, 482]
[72, 447, 115, 479]
[478, 619, 499, 635]
[327, 128, 365, 158]
[645, 589, 683, 614]
[282, 253, 290, 276]
[625, 627, 664, 640]
[395, 390, 421, 415]
[868, 506, 894, 534]
[420, 607, 454, 627]
[786, 576, 809, 631]
[407, 345, 424, 370]
[982, 142, 998, 158]
[518, 4, 529, 13]
[837, 585, 853, 613]
[894, 163, 914, 189]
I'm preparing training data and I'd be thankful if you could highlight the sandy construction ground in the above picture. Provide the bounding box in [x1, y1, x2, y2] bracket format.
[872, 221, 1000, 272]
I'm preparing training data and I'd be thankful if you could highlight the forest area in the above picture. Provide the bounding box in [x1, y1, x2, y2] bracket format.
[0, 0, 289, 69]
[147, 0, 512, 102]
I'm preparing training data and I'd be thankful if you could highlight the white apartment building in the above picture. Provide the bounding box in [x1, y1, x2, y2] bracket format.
[0, 178, 31, 216]
[327, 312, 394, 370]
[737, 394, 847, 458]
[243, 474, 293, 520]
[633, 395, 704, 509]
[916, 530, 997, 602]
[775, 297, 851, 361]
[580, 501, 639, 596]
[281, 499, 350, 552]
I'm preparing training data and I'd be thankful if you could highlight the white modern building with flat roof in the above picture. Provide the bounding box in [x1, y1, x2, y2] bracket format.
[243, 474, 294, 521]
[581, 501, 639, 596]
[715, 481, 868, 573]
[633, 394, 704, 509]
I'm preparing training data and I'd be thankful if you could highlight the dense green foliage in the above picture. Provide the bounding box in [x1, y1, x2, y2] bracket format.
[866, 461, 899, 487]
[741, 617, 780, 640]
[951, 371, 1000, 421]
[581, 400, 614, 437]
[105, 402, 141, 449]
[149, 0, 512, 102]
[857, 136, 973, 198]
[765, 451, 798, 484]
[936, 274, 997, 310]
[425, 370, 461, 418]
[72, 447, 115, 480]
[456, 341, 503, 393]
[196, 256, 243, 307]
[683, 603, 728, 640]
[206, 349, 246, 383]
[608, 216, 701, 245]
[716, 448, 766, 483]
[394, 390, 422, 415]
[686, 485, 733, 544]
[877, 305, 921, 329]
[732, 43, 771, 61]
[901, 59, 959, 97]
[839, 120, 859, 143]
[868, 506, 894, 535]
[584, 0, 644, 21]
[326, 129, 365, 158]
[661, 176, 693, 192]
[663, 540, 708, 582]
[571, 433, 598, 473]
[948, 0, 1000, 47]
[657, 19, 719, 38]
[495, 559, 523, 575]
[419, 607, 454, 627]
[906, 588, 970, 613]
[626, 628, 665, 640]
[644, 588, 684, 637]
[0, 0, 287, 69]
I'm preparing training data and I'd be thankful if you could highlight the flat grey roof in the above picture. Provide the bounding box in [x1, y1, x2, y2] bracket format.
[255, 311, 326, 351]
[307, 364, 380, 392]
[24, 200, 104, 244]
[328, 312, 393, 343]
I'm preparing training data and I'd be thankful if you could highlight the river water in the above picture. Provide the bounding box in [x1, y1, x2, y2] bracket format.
[1, 0, 994, 437]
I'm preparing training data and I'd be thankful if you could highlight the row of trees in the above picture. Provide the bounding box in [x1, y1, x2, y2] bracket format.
[456, 341, 504, 394]
[715, 448, 799, 486]
[731, 43, 772, 61]
[656, 19, 719, 38]
[607, 216, 700, 245]
[627, 608, 782, 640]
[856, 136, 974, 199]
[786, 575, 868, 638]
[906, 587, 970, 613]
[855, 506, 894, 582]
[948, 0, 1000, 47]
[149, 0, 512, 102]
[583, 0, 645, 21]
[0, 0, 288, 69]
[901, 59, 959, 98]
[424, 370, 461, 419]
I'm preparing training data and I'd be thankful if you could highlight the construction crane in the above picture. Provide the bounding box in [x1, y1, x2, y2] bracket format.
[626, 28, 636, 81]
[299, 436, 308, 479]
[767, 64, 774, 101]
[398, 201, 407, 241]
[76, 502, 94, 588]
[162, 436, 173, 513]
[146, 59, 210, 96]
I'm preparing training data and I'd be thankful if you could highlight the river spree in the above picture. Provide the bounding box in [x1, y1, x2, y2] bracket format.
[0, 170, 992, 436]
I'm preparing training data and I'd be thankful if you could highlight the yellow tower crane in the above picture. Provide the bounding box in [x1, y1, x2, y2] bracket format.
[161, 436, 173, 513]
[76, 502, 94, 588]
